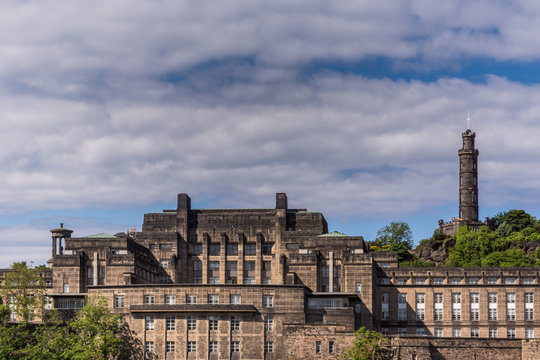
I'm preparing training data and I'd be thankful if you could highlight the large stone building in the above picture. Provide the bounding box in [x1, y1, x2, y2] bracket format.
[7, 128, 540, 359]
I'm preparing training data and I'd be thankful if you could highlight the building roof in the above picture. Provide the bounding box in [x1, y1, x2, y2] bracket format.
[317, 231, 348, 237]
[84, 233, 118, 239]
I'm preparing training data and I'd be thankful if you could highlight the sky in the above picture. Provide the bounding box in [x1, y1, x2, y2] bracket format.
[3, 1, 540, 267]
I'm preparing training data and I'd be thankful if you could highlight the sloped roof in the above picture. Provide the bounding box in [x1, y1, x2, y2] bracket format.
[84, 233, 117, 239]
[317, 231, 348, 237]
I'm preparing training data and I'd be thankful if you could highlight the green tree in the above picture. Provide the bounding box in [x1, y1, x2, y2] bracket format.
[374, 222, 413, 262]
[495, 210, 537, 235]
[341, 327, 390, 360]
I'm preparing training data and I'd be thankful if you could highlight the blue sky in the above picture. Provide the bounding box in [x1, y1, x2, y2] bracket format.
[3, 1, 540, 266]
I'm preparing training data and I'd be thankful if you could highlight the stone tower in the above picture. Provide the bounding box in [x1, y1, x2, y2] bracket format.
[458, 129, 479, 222]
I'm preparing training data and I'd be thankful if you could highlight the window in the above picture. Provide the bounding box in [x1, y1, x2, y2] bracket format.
[231, 341, 240, 352]
[523, 277, 534, 285]
[415, 277, 426, 285]
[144, 295, 155, 305]
[209, 316, 218, 330]
[398, 293, 408, 321]
[452, 328, 461, 337]
[329, 340, 335, 354]
[227, 243, 238, 255]
[263, 295, 273, 308]
[160, 259, 171, 267]
[452, 293, 461, 304]
[231, 316, 240, 330]
[114, 295, 124, 308]
[160, 244, 172, 250]
[525, 292, 534, 320]
[526, 308, 534, 321]
[434, 328, 443, 337]
[209, 261, 220, 284]
[145, 341, 154, 353]
[63, 283, 69, 294]
[186, 294, 197, 304]
[209, 294, 219, 304]
[245, 244, 256, 255]
[471, 328, 479, 337]
[158, 275, 171, 283]
[381, 327, 389, 335]
[416, 293, 425, 304]
[45, 279, 52, 287]
[355, 282, 362, 293]
[166, 316, 175, 330]
[226, 261, 237, 284]
[244, 261, 255, 284]
[166, 341, 175, 352]
[193, 260, 202, 283]
[489, 328, 498, 338]
[507, 328, 516, 339]
[507, 293, 516, 320]
[416, 293, 425, 321]
[397, 277, 408, 285]
[398, 309, 408, 321]
[488, 308, 497, 321]
[526, 328, 535, 339]
[434, 308, 443, 321]
[398, 328, 407, 335]
[263, 261, 272, 284]
[469, 277, 479, 284]
[187, 341, 196, 353]
[264, 316, 274, 331]
[209, 244, 220, 255]
[434, 293, 443, 321]
[230, 294, 241, 305]
[450, 277, 461, 285]
[145, 316, 154, 330]
[433, 277, 444, 285]
[315, 341, 321, 353]
[452, 308, 461, 321]
[193, 244, 202, 255]
[505, 277, 516, 285]
[262, 244, 273, 255]
[416, 328, 425, 336]
[187, 316, 196, 330]
[165, 294, 176, 305]
[488, 293, 497, 320]
[264, 341, 273, 353]
[471, 308, 479, 321]
[507, 308, 516, 321]
[487, 277, 497, 285]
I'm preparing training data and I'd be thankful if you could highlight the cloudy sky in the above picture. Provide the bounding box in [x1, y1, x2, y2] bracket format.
[2, 1, 540, 266]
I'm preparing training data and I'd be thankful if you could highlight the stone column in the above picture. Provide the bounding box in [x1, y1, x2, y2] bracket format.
[329, 252, 334, 293]
[93, 252, 98, 286]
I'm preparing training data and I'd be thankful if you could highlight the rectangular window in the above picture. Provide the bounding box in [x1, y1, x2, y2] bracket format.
[488, 293, 497, 320]
[144, 295, 155, 305]
[450, 277, 461, 285]
[231, 341, 240, 352]
[355, 282, 362, 293]
[159, 244, 172, 250]
[398, 328, 407, 335]
[452, 308, 461, 321]
[507, 328, 516, 338]
[193, 259, 202, 283]
[263, 261, 272, 284]
[523, 277, 534, 285]
[434, 328, 443, 337]
[63, 283, 69, 294]
[186, 294, 197, 304]
[193, 244, 202, 255]
[227, 243, 238, 255]
[471, 308, 479, 321]
[262, 244, 273, 255]
[507, 293, 516, 320]
[209, 261, 220, 284]
[526, 328, 535, 339]
[315, 341, 321, 353]
[244, 261, 255, 284]
[166, 316, 175, 330]
[166, 341, 175, 352]
[226, 261, 237, 284]
[209, 244, 220, 255]
[526, 308, 534, 321]
[263, 295, 274, 308]
[416, 328, 425, 336]
[245, 244, 256, 255]
[469, 277, 479, 284]
[145, 316, 154, 330]
[487, 277, 498, 285]
[187, 316, 196, 330]
[434, 308, 443, 321]
[264, 341, 273, 353]
[333, 265, 341, 292]
[433, 277, 444, 285]
[114, 295, 124, 308]
[471, 328, 479, 337]
[398, 309, 408, 321]
[160, 259, 171, 267]
[416, 293, 425, 321]
[187, 341, 196, 352]
[231, 316, 240, 330]
[209, 294, 219, 304]
[507, 308, 516, 321]
[434, 293, 443, 321]
[489, 308, 497, 321]
[415, 277, 426, 285]
[145, 341, 154, 353]
[525, 292, 534, 320]
[321, 265, 329, 291]
[505, 277, 516, 285]
[165, 294, 176, 305]
[329, 340, 335, 354]
[489, 328, 498, 338]
[264, 316, 274, 331]
[452, 328, 461, 337]
[397, 277, 408, 285]
[209, 316, 218, 330]
[230, 294, 241, 305]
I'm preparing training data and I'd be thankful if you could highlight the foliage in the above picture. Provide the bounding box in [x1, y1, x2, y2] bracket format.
[0, 262, 45, 323]
[374, 222, 413, 262]
[494, 210, 537, 236]
[0, 262, 146, 360]
[431, 228, 444, 241]
[341, 327, 390, 360]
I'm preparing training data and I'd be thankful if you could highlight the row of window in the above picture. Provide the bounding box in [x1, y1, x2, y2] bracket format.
[315, 340, 335, 354]
[115, 294, 274, 308]
[382, 292, 534, 322]
[191, 243, 274, 256]
[144, 315, 273, 331]
[384, 327, 535, 339]
[145, 340, 272, 354]
[384, 276, 535, 285]
[193, 260, 272, 284]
